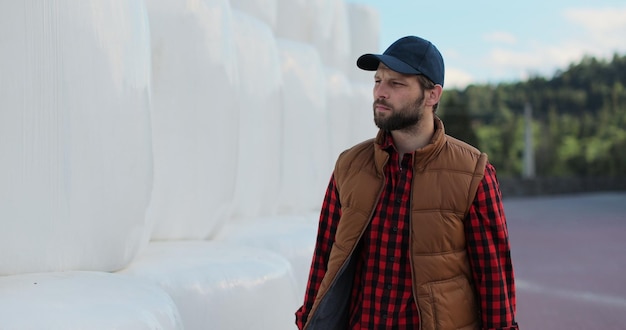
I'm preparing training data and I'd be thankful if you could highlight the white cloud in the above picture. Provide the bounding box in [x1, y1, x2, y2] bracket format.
[445, 67, 474, 89]
[564, 7, 626, 33]
[483, 31, 517, 45]
[480, 45, 578, 82]
[474, 6, 626, 83]
[487, 48, 542, 68]
[542, 42, 588, 67]
[444, 48, 462, 60]
[562, 6, 626, 55]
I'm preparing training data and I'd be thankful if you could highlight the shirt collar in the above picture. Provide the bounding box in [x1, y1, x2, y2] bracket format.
[379, 130, 395, 151]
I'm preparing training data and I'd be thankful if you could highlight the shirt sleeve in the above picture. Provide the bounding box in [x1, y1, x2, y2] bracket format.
[465, 163, 519, 330]
[295, 174, 342, 329]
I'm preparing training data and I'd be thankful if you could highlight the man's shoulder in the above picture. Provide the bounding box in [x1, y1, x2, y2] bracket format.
[443, 134, 482, 156]
[343, 138, 376, 155]
[335, 138, 377, 169]
[439, 135, 489, 176]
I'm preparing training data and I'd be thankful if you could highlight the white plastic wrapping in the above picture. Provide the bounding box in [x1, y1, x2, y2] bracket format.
[277, 39, 331, 214]
[145, 0, 239, 240]
[347, 3, 381, 83]
[275, 0, 308, 41]
[276, 0, 350, 71]
[230, 0, 277, 32]
[0, 271, 183, 329]
[119, 241, 299, 330]
[313, 0, 352, 72]
[230, 11, 283, 220]
[0, 0, 153, 275]
[326, 68, 356, 159]
[351, 82, 379, 143]
[215, 213, 319, 300]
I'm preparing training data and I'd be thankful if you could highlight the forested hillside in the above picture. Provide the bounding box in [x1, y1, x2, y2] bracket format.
[440, 53, 626, 177]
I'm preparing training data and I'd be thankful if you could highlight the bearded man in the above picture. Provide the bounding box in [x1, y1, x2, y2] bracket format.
[295, 35, 519, 330]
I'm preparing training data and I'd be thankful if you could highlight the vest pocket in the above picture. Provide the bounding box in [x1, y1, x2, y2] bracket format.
[417, 275, 479, 330]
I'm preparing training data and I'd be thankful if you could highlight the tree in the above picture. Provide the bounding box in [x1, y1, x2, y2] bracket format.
[440, 91, 480, 149]
[444, 53, 626, 177]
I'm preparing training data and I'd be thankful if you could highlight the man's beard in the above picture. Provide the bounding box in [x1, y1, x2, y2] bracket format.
[373, 94, 425, 131]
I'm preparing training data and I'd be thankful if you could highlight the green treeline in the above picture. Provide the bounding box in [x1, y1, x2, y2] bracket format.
[440, 53, 626, 178]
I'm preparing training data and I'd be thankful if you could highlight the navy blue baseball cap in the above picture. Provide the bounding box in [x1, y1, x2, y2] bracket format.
[357, 36, 445, 87]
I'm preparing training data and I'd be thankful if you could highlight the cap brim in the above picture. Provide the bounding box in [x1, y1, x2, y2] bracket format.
[357, 54, 421, 75]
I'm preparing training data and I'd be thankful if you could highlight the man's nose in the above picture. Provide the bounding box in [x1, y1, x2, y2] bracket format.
[374, 83, 388, 100]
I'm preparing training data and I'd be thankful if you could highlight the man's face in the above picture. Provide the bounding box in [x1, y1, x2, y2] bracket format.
[372, 64, 426, 131]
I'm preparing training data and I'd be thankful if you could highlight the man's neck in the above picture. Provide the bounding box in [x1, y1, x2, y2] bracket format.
[390, 117, 435, 155]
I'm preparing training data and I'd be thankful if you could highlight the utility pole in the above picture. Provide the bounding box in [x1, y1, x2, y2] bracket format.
[523, 102, 536, 179]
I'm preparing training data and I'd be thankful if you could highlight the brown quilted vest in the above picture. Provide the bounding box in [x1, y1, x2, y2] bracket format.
[304, 118, 488, 330]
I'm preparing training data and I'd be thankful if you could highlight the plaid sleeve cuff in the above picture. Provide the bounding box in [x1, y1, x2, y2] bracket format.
[483, 322, 519, 330]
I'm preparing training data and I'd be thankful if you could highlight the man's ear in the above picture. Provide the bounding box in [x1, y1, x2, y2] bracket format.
[425, 85, 443, 107]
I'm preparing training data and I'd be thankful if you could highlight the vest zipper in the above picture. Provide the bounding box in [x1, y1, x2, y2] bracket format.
[305, 172, 387, 329]
[407, 165, 422, 330]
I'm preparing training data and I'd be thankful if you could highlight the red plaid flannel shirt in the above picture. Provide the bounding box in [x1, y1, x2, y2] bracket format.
[295, 134, 518, 329]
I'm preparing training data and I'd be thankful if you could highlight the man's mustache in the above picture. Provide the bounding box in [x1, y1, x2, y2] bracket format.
[374, 99, 392, 108]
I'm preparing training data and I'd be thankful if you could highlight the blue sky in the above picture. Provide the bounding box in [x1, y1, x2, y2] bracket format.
[346, 0, 626, 88]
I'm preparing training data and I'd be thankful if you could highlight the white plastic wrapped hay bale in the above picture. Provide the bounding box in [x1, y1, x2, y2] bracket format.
[0, 0, 153, 274]
[119, 241, 299, 330]
[325, 68, 356, 158]
[145, 0, 239, 240]
[0, 271, 183, 329]
[276, 39, 331, 214]
[230, 10, 283, 221]
[351, 82, 379, 143]
[347, 2, 381, 83]
[230, 0, 278, 32]
[214, 213, 319, 302]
